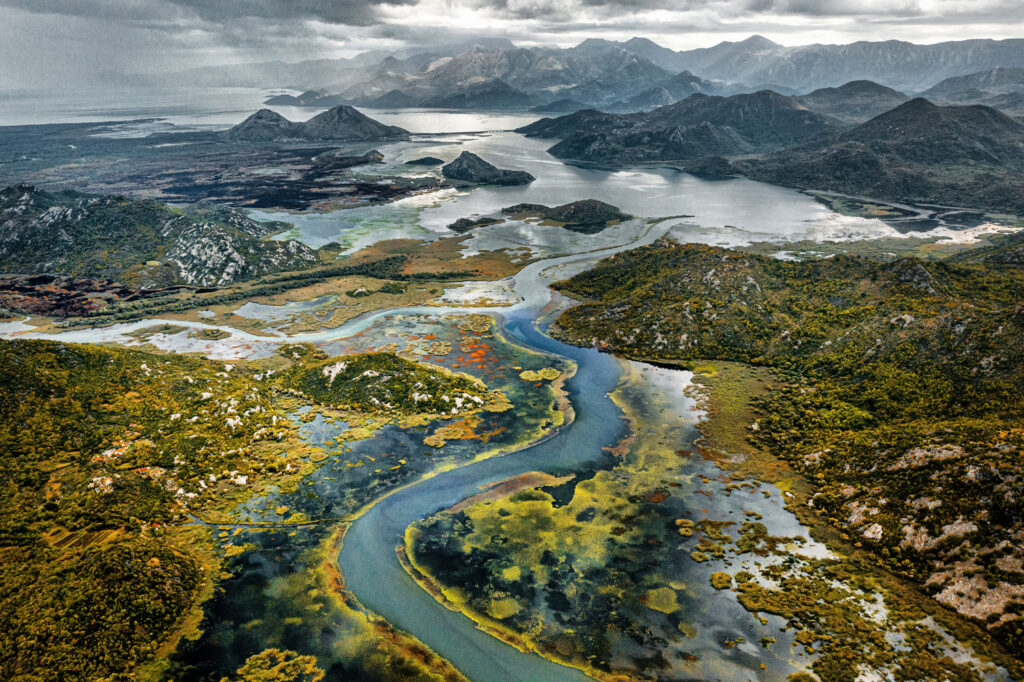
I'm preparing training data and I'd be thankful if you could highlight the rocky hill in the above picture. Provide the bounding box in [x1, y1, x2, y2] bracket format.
[224, 105, 409, 142]
[288, 352, 497, 415]
[518, 90, 842, 164]
[744, 98, 1024, 213]
[223, 109, 299, 141]
[795, 80, 910, 124]
[501, 200, 630, 232]
[919, 67, 1024, 117]
[299, 105, 409, 140]
[441, 152, 535, 186]
[0, 185, 316, 287]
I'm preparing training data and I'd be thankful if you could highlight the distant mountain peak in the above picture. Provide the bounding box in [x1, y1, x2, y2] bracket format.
[897, 96, 940, 111]
[739, 35, 779, 48]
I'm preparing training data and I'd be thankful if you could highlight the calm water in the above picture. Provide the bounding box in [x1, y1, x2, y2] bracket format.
[254, 129, 898, 257]
[0, 86, 539, 133]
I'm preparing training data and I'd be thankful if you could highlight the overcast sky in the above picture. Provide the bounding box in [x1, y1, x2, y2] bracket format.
[0, 0, 1021, 89]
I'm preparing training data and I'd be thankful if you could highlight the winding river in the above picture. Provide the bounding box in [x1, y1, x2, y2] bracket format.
[337, 233, 671, 682]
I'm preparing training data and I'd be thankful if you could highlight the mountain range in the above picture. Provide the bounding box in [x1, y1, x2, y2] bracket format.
[594, 35, 1024, 93]
[519, 87, 1024, 212]
[743, 98, 1024, 214]
[518, 90, 843, 164]
[217, 35, 1024, 115]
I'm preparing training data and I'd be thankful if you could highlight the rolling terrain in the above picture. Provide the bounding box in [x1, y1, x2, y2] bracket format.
[0, 185, 316, 288]
[551, 237, 1024, 659]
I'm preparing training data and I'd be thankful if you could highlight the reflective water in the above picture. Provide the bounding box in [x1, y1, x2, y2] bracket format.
[254, 129, 904, 257]
[0, 87, 540, 134]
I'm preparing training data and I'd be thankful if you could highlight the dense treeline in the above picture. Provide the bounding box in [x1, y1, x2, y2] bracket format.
[0, 339, 291, 679]
[1, 541, 200, 679]
[286, 350, 493, 415]
[553, 237, 1024, 655]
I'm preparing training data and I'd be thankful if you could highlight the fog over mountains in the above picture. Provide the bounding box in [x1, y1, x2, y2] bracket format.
[165, 35, 1024, 114]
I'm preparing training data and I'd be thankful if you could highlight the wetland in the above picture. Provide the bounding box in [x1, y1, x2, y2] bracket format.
[2, 104, 1022, 682]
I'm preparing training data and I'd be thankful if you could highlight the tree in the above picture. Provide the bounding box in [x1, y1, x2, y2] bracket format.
[227, 649, 325, 682]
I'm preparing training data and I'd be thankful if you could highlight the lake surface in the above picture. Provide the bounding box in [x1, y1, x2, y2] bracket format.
[254, 126, 900, 258]
[0, 86, 540, 133]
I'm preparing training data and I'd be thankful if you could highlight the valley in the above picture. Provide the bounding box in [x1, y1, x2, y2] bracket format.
[2, 30, 1024, 682]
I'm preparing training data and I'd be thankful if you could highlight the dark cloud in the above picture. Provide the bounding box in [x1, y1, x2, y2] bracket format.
[0, 0, 1021, 89]
[0, 0, 415, 27]
[167, 0, 416, 27]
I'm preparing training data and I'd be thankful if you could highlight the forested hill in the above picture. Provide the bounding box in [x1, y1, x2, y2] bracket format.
[552, 237, 1024, 656]
[742, 98, 1024, 214]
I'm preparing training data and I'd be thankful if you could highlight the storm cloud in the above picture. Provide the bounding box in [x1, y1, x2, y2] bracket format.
[0, 0, 1021, 89]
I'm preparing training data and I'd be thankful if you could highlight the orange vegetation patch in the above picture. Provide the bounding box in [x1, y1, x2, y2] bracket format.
[424, 415, 507, 448]
[646, 490, 670, 504]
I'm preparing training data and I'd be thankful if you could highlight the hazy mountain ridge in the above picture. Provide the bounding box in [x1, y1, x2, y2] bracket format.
[226, 36, 1024, 114]
[919, 67, 1024, 117]
[338, 43, 673, 108]
[604, 71, 721, 112]
[596, 35, 1024, 93]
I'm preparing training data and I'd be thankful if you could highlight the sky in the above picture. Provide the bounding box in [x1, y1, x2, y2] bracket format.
[0, 0, 1021, 89]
